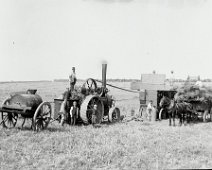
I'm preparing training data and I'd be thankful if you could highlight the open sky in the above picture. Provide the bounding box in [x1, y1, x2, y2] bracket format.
[0, 0, 211, 81]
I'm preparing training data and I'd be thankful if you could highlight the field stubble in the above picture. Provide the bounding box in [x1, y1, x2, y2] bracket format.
[0, 81, 212, 169]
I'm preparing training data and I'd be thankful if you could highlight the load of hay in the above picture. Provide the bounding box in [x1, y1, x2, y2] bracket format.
[174, 84, 212, 102]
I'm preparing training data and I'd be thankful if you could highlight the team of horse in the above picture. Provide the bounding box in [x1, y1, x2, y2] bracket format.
[159, 95, 212, 126]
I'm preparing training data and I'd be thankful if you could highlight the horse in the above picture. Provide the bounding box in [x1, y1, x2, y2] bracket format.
[159, 96, 194, 126]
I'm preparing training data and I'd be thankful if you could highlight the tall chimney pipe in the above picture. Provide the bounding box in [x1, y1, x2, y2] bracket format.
[102, 63, 107, 88]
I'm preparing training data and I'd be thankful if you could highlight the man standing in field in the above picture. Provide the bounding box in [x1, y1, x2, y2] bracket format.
[69, 67, 77, 91]
[146, 100, 154, 121]
[70, 101, 79, 125]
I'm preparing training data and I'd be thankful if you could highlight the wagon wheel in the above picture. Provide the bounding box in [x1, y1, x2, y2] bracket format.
[1, 112, 18, 128]
[33, 101, 52, 132]
[82, 78, 97, 95]
[80, 95, 104, 124]
[1, 98, 18, 128]
[108, 107, 121, 123]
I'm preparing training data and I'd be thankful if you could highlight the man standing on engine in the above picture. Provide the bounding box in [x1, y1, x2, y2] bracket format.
[69, 67, 77, 91]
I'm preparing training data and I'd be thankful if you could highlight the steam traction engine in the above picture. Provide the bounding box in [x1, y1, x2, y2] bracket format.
[54, 63, 121, 125]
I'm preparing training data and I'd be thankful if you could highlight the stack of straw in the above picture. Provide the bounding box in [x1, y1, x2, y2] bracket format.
[174, 84, 212, 102]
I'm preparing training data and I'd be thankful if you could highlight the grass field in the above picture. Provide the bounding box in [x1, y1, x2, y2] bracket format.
[0, 81, 212, 169]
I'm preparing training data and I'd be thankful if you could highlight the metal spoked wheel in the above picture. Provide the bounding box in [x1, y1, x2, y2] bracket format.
[80, 95, 104, 124]
[33, 101, 52, 132]
[108, 107, 121, 123]
[1, 112, 18, 128]
[1, 98, 18, 128]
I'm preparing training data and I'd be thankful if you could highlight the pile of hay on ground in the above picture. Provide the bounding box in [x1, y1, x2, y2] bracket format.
[175, 85, 212, 102]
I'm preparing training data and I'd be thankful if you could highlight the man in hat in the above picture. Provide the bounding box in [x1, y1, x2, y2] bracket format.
[69, 67, 77, 91]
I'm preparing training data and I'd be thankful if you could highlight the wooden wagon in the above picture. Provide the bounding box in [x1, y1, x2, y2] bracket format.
[0, 89, 52, 131]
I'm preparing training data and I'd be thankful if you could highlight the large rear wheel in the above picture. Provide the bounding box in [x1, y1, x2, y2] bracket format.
[80, 95, 104, 124]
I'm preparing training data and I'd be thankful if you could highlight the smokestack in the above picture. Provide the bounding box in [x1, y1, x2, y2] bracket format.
[102, 63, 107, 88]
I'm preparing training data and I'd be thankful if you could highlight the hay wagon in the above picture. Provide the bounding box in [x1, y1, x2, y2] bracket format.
[174, 85, 212, 122]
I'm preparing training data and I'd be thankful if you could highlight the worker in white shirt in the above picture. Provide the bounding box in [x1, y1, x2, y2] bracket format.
[146, 100, 154, 121]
